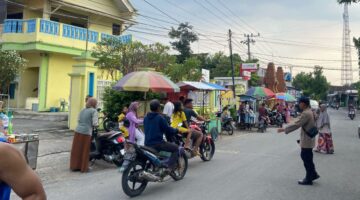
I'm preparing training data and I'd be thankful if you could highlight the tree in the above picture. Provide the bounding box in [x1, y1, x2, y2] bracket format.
[169, 22, 199, 63]
[0, 50, 26, 93]
[311, 67, 330, 100]
[292, 66, 329, 100]
[92, 38, 175, 77]
[249, 72, 261, 87]
[201, 52, 243, 78]
[163, 57, 202, 82]
[293, 72, 313, 96]
[354, 37, 360, 69]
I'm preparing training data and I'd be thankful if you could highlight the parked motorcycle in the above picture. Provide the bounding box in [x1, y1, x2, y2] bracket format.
[89, 127, 125, 167]
[97, 108, 119, 132]
[349, 109, 356, 120]
[173, 121, 215, 161]
[121, 142, 188, 197]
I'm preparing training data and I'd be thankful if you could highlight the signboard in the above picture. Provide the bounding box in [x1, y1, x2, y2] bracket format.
[201, 69, 210, 82]
[241, 63, 258, 72]
[242, 71, 251, 81]
[284, 73, 292, 82]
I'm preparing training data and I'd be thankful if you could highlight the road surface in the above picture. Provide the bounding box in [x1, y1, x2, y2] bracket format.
[12, 109, 360, 200]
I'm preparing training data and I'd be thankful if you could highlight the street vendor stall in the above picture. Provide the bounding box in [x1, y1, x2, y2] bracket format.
[177, 81, 228, 139]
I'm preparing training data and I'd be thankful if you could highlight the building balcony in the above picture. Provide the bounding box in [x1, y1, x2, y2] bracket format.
[1, 19, 131, 55]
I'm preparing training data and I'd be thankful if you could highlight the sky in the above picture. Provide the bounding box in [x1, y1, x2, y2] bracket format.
[125, 0, 360, 86]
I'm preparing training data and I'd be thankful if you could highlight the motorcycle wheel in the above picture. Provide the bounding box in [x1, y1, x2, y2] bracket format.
[226, 124, 234, 135]
[121, 161, 148, 197]
[200, 139, 215, 161]
[103, 118, 117, 132]
[113, 150, 124, 167]
[170, 154, 188, 181]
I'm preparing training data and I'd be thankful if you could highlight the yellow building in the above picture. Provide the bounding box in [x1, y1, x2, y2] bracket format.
[0, 0, 135, 114]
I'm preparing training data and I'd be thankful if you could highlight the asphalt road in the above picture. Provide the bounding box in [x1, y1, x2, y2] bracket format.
[13, 109, 360, 200]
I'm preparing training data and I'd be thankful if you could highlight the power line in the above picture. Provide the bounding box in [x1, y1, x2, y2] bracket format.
[142, 0, 180, 24]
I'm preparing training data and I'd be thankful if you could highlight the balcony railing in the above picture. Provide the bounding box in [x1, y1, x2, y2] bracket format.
[2, 18, 132, 45]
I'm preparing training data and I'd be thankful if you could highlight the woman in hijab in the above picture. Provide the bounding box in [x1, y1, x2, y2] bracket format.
[126, 102, 145, 145]
[70, 97, 98, 172]
[315, 104, 334, 154]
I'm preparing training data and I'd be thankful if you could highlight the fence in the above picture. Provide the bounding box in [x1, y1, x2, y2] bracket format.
[97, 80, 114, 109]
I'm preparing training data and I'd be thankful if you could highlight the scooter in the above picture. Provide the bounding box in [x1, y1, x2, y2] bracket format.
[121, 141, 188, 197]
[89, 127, 125, 167]
[349, 109, 356, 120]
[173, 121, 215, 161]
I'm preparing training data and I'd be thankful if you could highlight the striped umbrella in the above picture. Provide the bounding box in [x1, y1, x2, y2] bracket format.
[275, 93, 296, 102]
[113, 71, 180, 93]
[245, 87, 275, 98]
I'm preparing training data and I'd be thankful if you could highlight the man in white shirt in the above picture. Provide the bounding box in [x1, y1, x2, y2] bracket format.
[162, 98, 174, 118]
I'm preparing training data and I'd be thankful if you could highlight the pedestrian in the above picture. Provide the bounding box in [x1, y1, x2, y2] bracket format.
[85, 95, 92, 104]
[238, 102, 245, 124]
[315, 104, 334, 154]
[162, 97, 174, 118]
[0, 142, 47, 200]
[126, 102, 145, 146]
[70, 97, 98, 172]
[278, 96, 320, 185]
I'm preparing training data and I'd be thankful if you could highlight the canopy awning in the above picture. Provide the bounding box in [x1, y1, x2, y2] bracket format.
[203, 82, 228, 91]
[237, 94, 257, 102]
[177, 81, 215, 91]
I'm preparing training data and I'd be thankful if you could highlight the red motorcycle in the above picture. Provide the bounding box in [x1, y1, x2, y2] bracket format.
[173, 121, 215, 161]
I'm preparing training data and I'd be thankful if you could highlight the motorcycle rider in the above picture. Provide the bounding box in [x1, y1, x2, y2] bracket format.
[348, 103, 355, 111]
[183, 99, 204, 156]
[144, 99, 179, 169]
[258, 103, 269, 122]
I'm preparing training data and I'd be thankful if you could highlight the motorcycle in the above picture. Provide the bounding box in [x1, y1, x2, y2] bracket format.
[335, 104, 340, 110]
[97, 108, 119, 132]
[349, 109, 356, 120]
[89, 127, 125, 167]
[221, 117, 234, 135]
[173, 121, 215, 161]
[258, 116, 269, 133]
[121, 142, 188, 197]
[269, 111, 284, 128]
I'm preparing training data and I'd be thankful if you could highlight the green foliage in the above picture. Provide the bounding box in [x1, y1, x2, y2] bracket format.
[292, 66, 330, 100]
[92, 39, 175, 77]
[249, 73, 261, 87]
[102, 87, 161, 119]
[199, 52, 243, 78]
[0, 50, 26, 93]
[163, 57, 202, 82]
[169, 23, 199, 63]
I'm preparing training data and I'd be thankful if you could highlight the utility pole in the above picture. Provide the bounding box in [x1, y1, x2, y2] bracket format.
[241, 33, 260, 61]
[229, 29, 236, 99]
